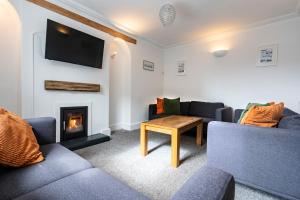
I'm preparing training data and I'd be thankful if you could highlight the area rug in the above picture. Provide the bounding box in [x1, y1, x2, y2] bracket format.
[75, 130, 281, 200]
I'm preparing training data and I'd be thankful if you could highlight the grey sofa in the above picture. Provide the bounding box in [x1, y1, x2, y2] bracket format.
[0, 118, 148, 200]
[0, 117, 235, 200]
[207, 108, 300, 200]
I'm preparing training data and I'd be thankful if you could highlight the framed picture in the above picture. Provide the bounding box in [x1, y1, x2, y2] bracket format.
[143, 60, 154, 71]
[176, 60, 186, 76]
[257, 44, 278, 67]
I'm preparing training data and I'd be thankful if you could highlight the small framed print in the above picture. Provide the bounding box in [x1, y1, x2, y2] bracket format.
[143, 60, 154, 71]
[257, 44, 278, 67]
[177, 61, 186, 76]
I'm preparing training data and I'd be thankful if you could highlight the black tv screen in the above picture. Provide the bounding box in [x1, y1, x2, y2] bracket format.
[45, 19, 105, 69]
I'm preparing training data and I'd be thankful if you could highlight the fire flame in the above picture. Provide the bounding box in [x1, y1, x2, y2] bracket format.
[68, 119, 79, 129]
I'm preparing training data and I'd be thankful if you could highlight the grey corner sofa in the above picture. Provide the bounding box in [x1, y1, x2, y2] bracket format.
[0, 117, 235, 200]
[207, 108, 300, 200]
[149, 101, 233, 138]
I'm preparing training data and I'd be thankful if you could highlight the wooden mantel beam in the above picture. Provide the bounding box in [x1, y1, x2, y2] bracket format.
[27, 0, 137, 44]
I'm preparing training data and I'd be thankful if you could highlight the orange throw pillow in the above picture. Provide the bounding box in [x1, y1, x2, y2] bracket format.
[241, 103, 285, 127]
[156, 98, 165, 114]
[0, 108, 44, 167]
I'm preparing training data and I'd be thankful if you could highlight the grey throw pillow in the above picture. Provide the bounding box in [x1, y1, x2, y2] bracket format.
[278, 115, 300, 130]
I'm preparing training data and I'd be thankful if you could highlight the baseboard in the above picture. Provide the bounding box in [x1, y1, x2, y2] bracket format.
[100, 128, 111, 136]
[110, 123, 123, 131]
[128, 122, 141, 131]
[110, 122, 142, 131]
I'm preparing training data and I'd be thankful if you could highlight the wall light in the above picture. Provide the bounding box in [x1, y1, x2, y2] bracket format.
[111, 51, 118, 59]
[212, 49, 229, 58]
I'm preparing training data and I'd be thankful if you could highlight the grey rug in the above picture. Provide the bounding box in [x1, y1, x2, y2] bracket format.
[75, 130, 282, 200]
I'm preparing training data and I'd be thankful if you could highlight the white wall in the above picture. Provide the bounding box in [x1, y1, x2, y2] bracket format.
[17, 0, 164, 134]
[164, 17, 300, 113]
[130, 40, 164, 129]
[0, 0, 21, 114]
[109, 39, 164, 131]
[109, 38, 132, 130]
[20, 1, 112, 135]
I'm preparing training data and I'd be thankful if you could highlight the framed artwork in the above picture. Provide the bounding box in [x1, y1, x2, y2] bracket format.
[257, 44, 278, 67]
[176, 60, 186, 76]
[143, 60, 154, 71]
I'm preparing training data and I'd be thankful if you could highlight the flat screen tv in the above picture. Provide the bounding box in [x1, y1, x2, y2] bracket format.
[45, 19, 105, 69]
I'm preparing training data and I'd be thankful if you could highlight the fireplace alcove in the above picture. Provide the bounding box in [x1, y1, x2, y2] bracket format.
[60, 106, 88, 142]
[59, 106, 110, 150]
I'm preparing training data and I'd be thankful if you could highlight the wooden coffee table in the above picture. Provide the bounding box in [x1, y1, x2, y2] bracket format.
[140, 115, 203, 168]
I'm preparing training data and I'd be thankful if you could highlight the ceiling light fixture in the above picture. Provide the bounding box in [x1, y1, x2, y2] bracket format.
[159, 4, 176, 27]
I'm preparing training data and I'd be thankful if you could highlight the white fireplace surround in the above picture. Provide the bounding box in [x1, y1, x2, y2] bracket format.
[55, 102, 92, 142]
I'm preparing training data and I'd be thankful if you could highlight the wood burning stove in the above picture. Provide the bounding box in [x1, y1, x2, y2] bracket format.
[60, 106, 88, 142]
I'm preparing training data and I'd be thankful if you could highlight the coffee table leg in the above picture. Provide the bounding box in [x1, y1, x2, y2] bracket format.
[140, 124, 148, 156]
[196, 123, 203, 146]
[171, 130, 180, 168]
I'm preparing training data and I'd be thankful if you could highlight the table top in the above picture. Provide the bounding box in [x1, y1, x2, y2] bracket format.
[143, 115, 202, 129]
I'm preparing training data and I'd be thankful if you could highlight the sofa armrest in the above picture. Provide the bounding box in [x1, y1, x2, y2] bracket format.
[207, 121, 300, 199]
[171, 166, 235, 200]
[148, 104, 157, 120]
[215, 107, 233, 122]
[26, 117, 56, 145]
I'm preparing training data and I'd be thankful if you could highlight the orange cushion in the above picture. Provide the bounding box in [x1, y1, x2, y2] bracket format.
[0, 108, 44, 167]
[156, 98, 165, 114]
[241, 103, 285, 127]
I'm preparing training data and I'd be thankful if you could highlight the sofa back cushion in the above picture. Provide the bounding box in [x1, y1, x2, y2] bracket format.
[234, 109, 244, 123]
[278, 115, 300, 130]
[180, 102, 191, 115]
[282, 108, 299, 116]
[0, 166, 8, 176]
[189, 101, 224, 118]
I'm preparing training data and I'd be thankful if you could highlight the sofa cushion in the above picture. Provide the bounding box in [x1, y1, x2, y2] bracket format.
[202, 117, 215, 123]
[164, 98, 180, 115]
[15, 168, 149, 200]
[189, 101, 224, 118]
[180, 102, 190, 115]
[156, 98, 164, 114]
[150, 113, 170, 120]
[238, 102, 273, 123]
[240, 103, 284, 127]
[0, 108, 44, 167]
[278, 115, 300, 130]
[0, 144, 92, 200]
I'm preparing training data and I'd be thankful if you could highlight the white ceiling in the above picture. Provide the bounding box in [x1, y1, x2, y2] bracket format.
[68, 0, 300, 47]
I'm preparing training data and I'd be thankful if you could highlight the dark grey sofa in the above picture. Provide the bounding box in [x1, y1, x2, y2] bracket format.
[149, 101, 233, 137]
[207, 108, 300, 200]
[0, 117, 235, 200]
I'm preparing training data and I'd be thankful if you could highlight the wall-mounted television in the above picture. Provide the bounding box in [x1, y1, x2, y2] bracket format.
[45, 19, 105, 69]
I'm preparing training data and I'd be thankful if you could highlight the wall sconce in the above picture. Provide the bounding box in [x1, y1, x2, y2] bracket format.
[212, 49, 229, 58]
[111, 51, 118, 59]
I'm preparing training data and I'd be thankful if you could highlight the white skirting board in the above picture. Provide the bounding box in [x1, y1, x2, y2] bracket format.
[110, 122, 141, 131]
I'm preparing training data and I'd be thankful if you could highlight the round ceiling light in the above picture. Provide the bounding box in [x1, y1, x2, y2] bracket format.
[159, 4, 176, 27]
